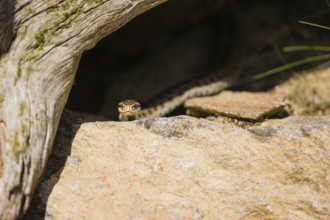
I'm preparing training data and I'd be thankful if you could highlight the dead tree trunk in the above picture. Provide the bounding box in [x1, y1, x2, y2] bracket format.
[0, 0, 167, 218]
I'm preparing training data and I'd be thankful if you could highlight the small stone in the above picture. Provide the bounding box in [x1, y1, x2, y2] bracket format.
[185, 91, 287, 121]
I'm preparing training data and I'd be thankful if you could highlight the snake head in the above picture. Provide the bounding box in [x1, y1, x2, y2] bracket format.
[118, 100, 141, 121]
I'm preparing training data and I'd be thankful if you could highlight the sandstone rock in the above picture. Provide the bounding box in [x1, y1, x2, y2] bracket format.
[184, 67, 330, 124]
[275, 67, 330, 116]
[185, 91, 287, 121]
[28, 113, 330, 219]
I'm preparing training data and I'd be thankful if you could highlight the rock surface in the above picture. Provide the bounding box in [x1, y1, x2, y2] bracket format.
[28, 114, 330, 219]
[184, 67, 330, 124]
[275, 67, 330, 116]
[185, 91, 286, 121]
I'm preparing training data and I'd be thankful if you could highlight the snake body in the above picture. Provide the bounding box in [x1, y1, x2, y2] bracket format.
[118, 73, 236, 121]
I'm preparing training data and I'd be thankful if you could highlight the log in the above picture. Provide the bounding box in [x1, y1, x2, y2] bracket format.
[0, 0, 167, 219]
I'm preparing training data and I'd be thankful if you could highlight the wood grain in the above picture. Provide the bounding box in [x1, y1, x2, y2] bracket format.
[0, 0, 167, 219]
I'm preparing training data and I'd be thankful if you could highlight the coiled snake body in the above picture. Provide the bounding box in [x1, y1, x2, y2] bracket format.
[118, 74, 236, 121]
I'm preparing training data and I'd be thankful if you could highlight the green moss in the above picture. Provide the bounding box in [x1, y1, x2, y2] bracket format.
[61, 6, 81, 21]
[14, 62, 22, 85]
[16, 0, 83, 81]
[0, 96, 4, 104]
[21, 125, 27, 138]
[31, 1, 82, 51]
[26, 6, 36, 15]
[86, 0, 102, 4]
[32, 27, 51, 49]
[34, 32, 46, 48]
[19, 103, 26, 116]
[13, 131, 26, 161]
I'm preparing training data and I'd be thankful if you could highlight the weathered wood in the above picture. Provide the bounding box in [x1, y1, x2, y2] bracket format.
[0, 0, 167, 219]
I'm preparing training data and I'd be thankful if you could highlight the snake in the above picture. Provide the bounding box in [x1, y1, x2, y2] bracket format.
[117, 72, 240, 121]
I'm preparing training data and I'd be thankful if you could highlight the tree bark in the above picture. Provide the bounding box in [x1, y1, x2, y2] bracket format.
[0, 0, 167, 218]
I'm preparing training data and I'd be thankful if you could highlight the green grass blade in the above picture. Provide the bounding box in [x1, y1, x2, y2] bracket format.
[253, 53, 330, 80]
[283, 45, 330, 52]
[298, 21, 330, 31]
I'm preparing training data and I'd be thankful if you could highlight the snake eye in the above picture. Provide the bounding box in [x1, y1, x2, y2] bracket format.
[134, 103, 141, 110]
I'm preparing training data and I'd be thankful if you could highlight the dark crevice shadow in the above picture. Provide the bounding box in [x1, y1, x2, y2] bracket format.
[23, 110, 100, 219]
[0, 0, 16, 56]
[67, 0, 330, 121]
